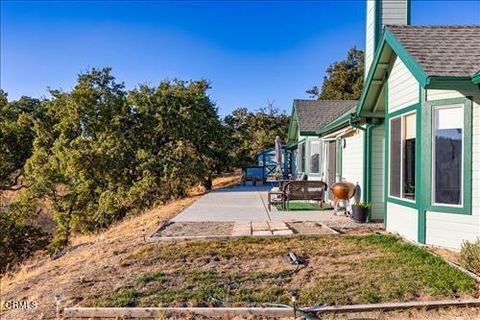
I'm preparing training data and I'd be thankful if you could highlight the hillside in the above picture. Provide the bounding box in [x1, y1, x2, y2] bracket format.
[2, 173, 480, 320]
[0, 175, 241, 320]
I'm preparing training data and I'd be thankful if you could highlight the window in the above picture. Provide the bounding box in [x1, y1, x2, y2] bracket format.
[310, 141, 320, 174]
[298, 142, 305, 172]
[432, 105, 463, 206]
[389, 112, 416, 200]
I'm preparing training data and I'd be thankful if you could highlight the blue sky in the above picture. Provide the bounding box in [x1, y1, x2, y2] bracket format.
[1, 1, 479, 116]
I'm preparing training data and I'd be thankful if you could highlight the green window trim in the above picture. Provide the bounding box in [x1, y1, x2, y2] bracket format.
[384, 102, 421, 210]
[386, 196, 418, 209]
[423, 97, 473, 215]
[384, 103, 421, 205]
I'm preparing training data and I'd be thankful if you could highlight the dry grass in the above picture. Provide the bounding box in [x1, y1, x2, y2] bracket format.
[1, 173, 478, 320]
[82, 234, 476, 310]
[0, 174, 240, 320]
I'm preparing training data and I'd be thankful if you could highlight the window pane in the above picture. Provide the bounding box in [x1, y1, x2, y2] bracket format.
[299, 143, 305, 172]
[310, 141, 320, 173]
[403, 114, 416, 200]
[433, 106, 463, 205]
[390, 118, 401, 197]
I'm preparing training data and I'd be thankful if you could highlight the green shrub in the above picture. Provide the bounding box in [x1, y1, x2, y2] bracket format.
[0, 213, 50, 273]
[460, 239, 480, 275]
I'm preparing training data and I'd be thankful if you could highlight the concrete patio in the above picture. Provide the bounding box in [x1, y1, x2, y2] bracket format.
[172, 185, 351, 223]
[149, 184, 385, 240]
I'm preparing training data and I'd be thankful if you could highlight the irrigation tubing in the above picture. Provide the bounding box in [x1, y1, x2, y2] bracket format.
[207, 263, 322, 319]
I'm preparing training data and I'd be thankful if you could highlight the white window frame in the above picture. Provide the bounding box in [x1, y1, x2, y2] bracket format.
[431, 104, 464, 208]
[309, 140, 321, 174]
[388, 110, 416, 202]
[298, 141, 305, 173]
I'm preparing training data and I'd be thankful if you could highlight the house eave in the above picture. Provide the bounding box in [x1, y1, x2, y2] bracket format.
[316, 113, 355, 137]
[356, 27, 429, 117]
[472, 73, 480, 85]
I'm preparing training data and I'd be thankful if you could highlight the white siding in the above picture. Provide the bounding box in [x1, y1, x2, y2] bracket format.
[385, 54, 419, 242]
[371, 123, 385, 220]
[381, 0, 409, 25]
[425, 88, 480, 250]
[388, 56, 419, 112]
[341, 130, 364, 191]
[365, 0, 376, 78]
[387, 202, 418, 242]
[365, 0, 409, 80]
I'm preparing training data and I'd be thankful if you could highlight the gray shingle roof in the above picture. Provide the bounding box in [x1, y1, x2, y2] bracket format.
[386, 25, 480, 77]
[294, 99, 357, 132]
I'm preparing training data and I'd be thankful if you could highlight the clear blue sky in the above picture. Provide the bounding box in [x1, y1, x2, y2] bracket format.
[1, 1, 479, 116]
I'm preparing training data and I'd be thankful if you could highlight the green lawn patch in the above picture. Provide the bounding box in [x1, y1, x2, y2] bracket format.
[275, 201, 333, 211]
[86, 235, 477, 308]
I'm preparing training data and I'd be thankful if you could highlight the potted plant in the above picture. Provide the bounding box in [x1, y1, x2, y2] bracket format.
[351, 201, 372, 223]
[272, 171, 282, 180]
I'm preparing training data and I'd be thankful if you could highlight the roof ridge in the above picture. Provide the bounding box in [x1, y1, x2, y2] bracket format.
[294, 99, 358, 102]
[385, 24, 480, 28]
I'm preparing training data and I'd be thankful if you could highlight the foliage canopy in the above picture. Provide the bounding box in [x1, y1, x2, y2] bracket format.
[306, 47, 364, 100]
[2, 68, 230, 251]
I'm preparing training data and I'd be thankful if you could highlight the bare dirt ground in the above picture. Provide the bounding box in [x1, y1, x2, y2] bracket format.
[286, 221, 336, 235]
[154, 221, 235, 237]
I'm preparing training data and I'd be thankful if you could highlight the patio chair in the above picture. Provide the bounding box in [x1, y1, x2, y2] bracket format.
[282, 180, 328, 210]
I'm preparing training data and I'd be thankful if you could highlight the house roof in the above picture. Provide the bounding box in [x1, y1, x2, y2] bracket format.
[293, 99, 357, 133]
[357, 24, 480, 117]
[387, 25, 480, 78]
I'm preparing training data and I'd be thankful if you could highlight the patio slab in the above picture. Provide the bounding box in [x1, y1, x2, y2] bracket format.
[172, 186, 271, 222]
[165, 184, 383, 238]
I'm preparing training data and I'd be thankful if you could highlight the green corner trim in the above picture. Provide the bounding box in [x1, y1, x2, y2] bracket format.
[363, 121, 369, 203]
[417, 86, 426, 244]
[383, 80, 389, 227]
[423, 96, 473, 215]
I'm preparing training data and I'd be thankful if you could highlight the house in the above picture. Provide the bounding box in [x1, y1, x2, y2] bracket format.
[357, 22, 480, 249]
[287, 0, 480, 249]
[286, 99, 357, 184]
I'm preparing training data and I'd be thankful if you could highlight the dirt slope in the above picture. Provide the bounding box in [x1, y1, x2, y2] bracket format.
[0, 175, 240, 320]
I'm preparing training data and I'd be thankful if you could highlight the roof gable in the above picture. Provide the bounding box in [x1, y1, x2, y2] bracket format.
[357, 25, 480, 116]
[293, 99, 357, 133]
[387, 25, 480, 78]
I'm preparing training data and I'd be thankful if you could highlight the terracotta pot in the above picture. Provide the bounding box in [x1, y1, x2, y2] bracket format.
[331, 182, 356, 200]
